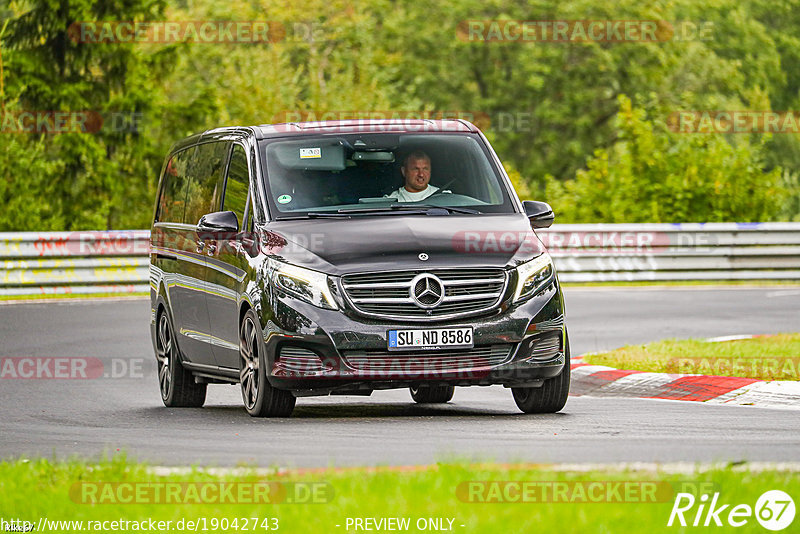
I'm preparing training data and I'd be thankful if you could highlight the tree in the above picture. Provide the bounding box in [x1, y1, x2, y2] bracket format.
[1, 0, 170, 230]
[546, 95, 787, 222]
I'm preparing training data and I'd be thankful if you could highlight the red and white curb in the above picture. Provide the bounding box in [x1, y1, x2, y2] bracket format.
[570, 355, 800, 410]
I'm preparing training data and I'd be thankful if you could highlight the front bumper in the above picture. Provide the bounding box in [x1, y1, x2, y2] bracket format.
[260, 278, 566, 395]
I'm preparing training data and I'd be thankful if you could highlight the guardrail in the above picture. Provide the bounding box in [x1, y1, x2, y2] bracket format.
[0, 231, 150, 296]
[540, 222, 800, 282]
[1, 223, 799, 295]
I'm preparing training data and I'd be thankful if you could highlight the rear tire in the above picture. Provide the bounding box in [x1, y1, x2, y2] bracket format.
[156, 309, 206, 407]
[512, 329, 570, 414]
[410, 385, 455, 404]
[240, 309, 296, 417]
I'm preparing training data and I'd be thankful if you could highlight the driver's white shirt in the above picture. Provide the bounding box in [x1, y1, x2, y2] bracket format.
[386, 185, 439, 202]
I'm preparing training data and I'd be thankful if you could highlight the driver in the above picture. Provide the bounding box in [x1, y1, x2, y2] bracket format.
[386, 150, 439, 202]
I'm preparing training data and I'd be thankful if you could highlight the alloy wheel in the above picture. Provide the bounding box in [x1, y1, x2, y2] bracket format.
[156, 313, 173, 400]
[240, 316, 259, 410]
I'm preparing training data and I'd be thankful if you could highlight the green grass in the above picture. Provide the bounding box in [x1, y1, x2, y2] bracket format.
[0, 292, 149, 302]
[584, 334, 800, 380]
[0, 456, 797, 533]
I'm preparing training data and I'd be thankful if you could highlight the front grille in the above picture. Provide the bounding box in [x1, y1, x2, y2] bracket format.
[341, 268, 507, 321]
[342, 344, 513, 373]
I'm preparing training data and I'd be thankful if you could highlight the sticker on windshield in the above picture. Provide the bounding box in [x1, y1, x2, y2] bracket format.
[299, 148, 321, 159]
[277, 194, 292, 204]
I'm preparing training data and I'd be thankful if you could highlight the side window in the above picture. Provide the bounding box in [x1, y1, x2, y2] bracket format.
[157, 147, 194, 223]
[223, 144, 250, 230]
[184, 141, 230, 225]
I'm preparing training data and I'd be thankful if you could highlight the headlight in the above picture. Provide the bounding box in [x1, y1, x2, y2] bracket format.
[513, 253, 555, 303]
[268, 259, 338, 310]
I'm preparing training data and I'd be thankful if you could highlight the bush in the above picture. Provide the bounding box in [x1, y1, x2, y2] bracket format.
[546, 95, 788, 223]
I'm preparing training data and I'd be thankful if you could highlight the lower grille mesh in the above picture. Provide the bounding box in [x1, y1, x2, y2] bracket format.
[342, 344, 513, 373]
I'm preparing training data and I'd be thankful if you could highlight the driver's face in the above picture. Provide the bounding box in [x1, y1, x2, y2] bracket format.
[401, 157, 431, 193]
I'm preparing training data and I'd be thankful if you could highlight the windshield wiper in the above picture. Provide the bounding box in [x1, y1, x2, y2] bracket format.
[274, 208, 421, 219]
[276, 205, 482, 219]
[336, 205, 482, 216]
[414, 205, 482, 215]
[336, 206, 430, 215]
[274, 212, 350, 220]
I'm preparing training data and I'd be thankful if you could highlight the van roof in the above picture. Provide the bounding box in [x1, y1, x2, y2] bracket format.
[255, 119, 478, 138]
[169, 120, 479, 155]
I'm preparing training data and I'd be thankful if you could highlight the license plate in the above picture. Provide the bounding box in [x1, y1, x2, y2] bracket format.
[387, 327, 474, 351]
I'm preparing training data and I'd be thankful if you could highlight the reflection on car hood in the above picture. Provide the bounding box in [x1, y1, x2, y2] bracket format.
[261, 214, 545, 275]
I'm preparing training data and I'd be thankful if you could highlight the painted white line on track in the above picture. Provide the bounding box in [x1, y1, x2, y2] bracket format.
[766, 289, 800, 298]
[705, 334, 756, 342]
[708, 381, 800, 409]
[146, 461, 800, 476]
[577, 393, 799, 411]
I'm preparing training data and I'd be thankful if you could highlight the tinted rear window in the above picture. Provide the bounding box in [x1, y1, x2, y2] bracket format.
[156, 147, 194, 224]
[184, 141, 229, 225]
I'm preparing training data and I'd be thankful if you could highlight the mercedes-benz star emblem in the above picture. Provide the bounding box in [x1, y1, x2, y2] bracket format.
[418, 253, 429, 261]
[410, 273, 444, 309]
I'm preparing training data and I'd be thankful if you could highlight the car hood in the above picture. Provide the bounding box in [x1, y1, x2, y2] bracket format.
[260, 214, 545, 275]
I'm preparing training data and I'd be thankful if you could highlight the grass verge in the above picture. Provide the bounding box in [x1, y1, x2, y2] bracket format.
[583, 334, 800, 380]
[0, 456, 797, 533]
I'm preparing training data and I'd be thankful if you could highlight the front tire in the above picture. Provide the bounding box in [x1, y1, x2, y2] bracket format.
[512, 330, 570, 414]
[239, 310, 296, 417]
[156, 309, 206, 407]
[410, 385, 455, 404]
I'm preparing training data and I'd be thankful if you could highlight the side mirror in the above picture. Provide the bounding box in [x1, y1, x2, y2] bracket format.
[522, 200, 554, 229]
[197, 211, 239, 234]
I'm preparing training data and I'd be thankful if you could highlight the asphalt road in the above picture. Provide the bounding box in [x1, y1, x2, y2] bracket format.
[0, 287, 798, 467]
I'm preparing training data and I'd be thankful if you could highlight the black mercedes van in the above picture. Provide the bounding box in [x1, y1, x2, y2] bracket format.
[150, 119, 568, 417]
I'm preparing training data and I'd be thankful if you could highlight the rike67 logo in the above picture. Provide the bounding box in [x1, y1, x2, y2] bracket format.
[668, 490, 795, 530]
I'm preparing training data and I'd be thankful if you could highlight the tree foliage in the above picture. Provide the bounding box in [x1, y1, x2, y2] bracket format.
[546, 96, 786, 222]
[0, 0, 798, 229]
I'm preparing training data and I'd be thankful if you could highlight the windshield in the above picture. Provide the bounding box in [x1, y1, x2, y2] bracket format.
[259, 133, 516, 218]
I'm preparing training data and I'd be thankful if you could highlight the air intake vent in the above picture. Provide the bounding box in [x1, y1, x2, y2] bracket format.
[277, 346, 327, 373]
